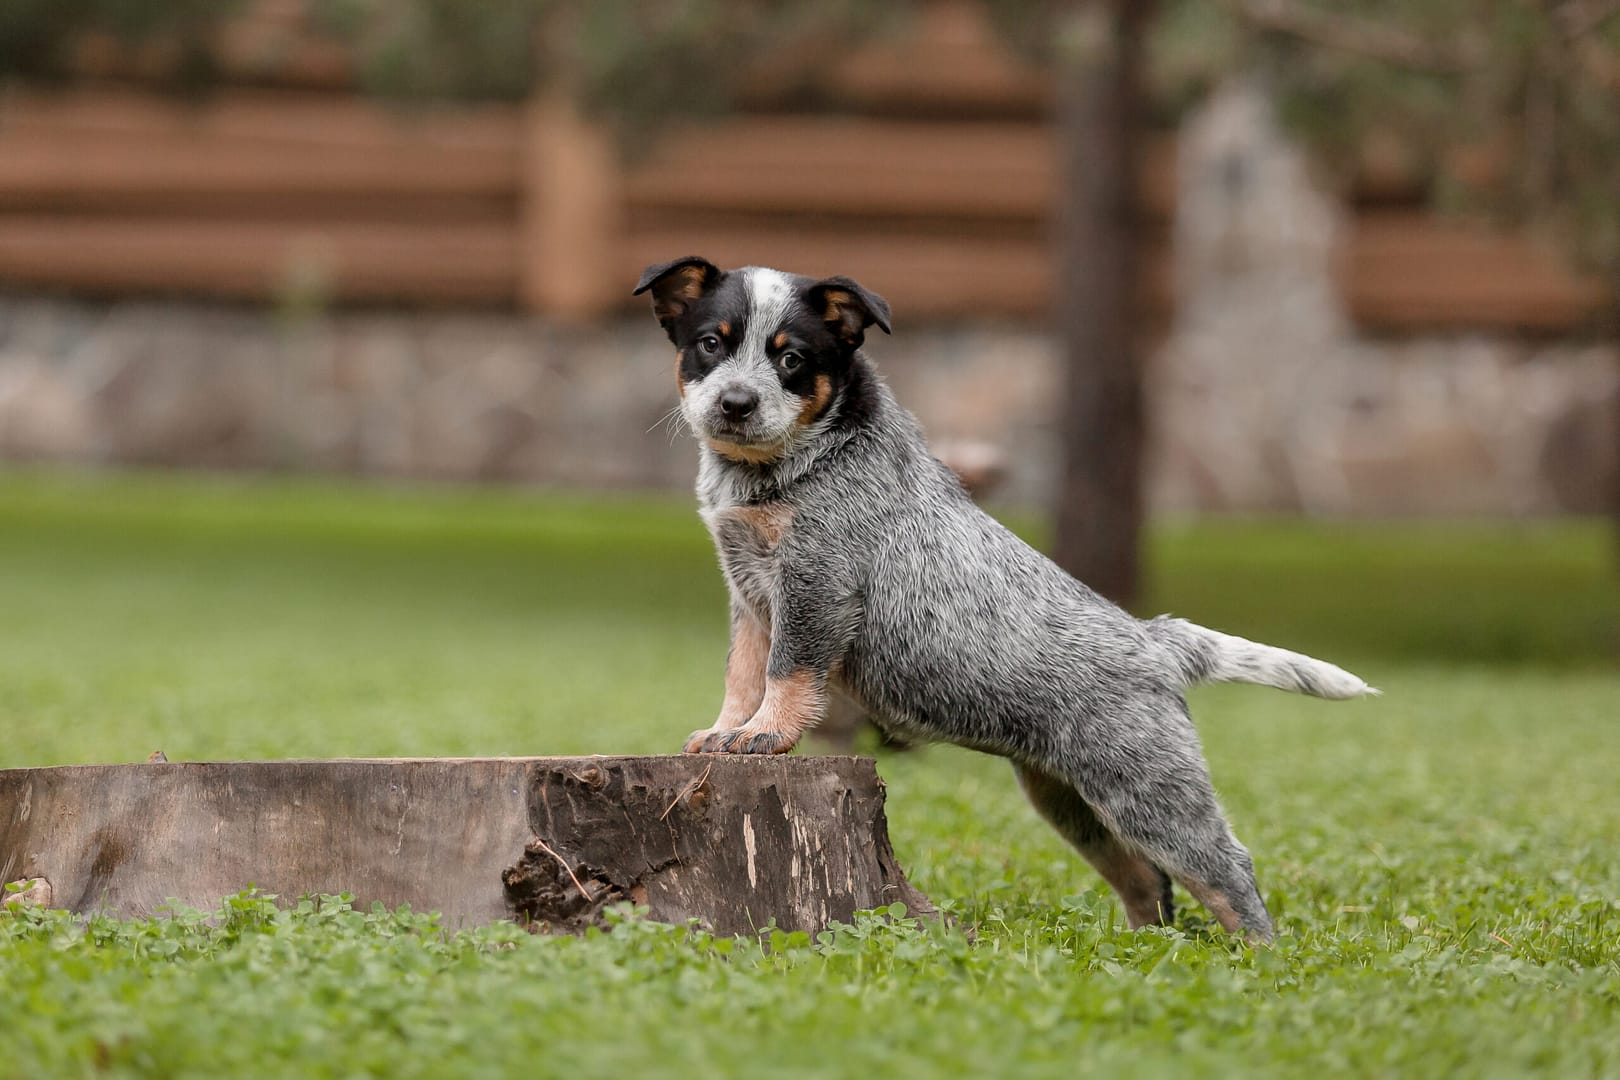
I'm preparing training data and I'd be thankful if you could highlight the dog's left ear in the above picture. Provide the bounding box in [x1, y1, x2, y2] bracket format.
[633, 256, 721, 339]
[809, 276, 891, 348]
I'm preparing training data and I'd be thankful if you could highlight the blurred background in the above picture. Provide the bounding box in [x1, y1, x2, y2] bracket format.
[1, 0, 1618, 766]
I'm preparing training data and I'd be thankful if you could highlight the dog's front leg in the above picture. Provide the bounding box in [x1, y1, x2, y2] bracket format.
[683, 604, 769, 753]
[685, 577, 851, 756]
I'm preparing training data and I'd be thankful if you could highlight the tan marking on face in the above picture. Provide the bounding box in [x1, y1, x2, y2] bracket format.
[716, 320, 731, 338]
[705, 439, 783, 465]
[795, 373, 833, 427]
[772, 330, 789, 349]
[715, 609, 769, 728]
[750, 669, 826, 745]
[675, 349, 686, 397]
[728, 503, 794, 548]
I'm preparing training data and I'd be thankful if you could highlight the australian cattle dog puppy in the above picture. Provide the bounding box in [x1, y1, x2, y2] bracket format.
[634, 256, 1378, 941]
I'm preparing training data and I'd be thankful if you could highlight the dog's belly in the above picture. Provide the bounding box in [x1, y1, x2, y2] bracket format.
[845, 507, 1163, 749]
[844, 607, 1094, 747]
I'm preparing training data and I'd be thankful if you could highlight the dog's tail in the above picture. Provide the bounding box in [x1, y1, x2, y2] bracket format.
[1145, 616, 1379, 700]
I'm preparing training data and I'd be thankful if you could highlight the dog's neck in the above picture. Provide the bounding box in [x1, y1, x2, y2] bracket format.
[696, 415, 847, 508]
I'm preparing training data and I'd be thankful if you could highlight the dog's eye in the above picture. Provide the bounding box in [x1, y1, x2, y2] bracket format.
[779, 351, 802, 374]
[699, 335, 721, 356]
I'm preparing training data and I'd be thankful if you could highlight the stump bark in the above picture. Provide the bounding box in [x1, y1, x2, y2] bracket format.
[0, 756, 932, 934]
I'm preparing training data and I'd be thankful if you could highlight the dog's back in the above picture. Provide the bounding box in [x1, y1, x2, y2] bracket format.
[818, 365, 1375, 752]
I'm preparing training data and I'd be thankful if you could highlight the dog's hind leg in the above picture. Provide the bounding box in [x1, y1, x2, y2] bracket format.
[1014, 763, 1174, 929]
[1054, 718, 1275, 942]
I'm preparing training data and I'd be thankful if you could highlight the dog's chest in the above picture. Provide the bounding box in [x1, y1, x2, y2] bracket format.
[700, 501, 795, 616]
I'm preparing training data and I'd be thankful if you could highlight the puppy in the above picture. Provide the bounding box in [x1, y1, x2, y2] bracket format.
[634, 256, 1377, 940]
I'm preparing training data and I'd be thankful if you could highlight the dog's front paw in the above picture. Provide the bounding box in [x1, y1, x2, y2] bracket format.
[682, 727, 725, 754]
[681, 726, 796, 755]
[728, 728, 795, 755]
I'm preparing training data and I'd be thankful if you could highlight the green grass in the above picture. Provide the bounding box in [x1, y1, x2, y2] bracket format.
[3, 467, 1619, 1077]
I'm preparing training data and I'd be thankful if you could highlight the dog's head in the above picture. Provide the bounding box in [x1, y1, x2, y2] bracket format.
[634, 257, 890, 464]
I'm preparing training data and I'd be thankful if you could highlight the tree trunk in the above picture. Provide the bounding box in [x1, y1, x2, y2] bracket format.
[1051, 0, 1151, 608]
[0, 756, 933, 935]
[1612, 281, 1620, 598]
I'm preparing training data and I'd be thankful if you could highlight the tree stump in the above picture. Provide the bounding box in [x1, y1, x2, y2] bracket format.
[0, 756, 933, 934]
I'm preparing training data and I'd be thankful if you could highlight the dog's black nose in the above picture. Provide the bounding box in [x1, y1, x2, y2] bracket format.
[719, 388, 758, 422]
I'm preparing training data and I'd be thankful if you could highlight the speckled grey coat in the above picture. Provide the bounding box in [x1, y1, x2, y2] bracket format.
[636, 258, 1377, 939]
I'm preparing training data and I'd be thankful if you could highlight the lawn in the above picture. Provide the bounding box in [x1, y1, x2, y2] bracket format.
[2, 468, 1618, 1077]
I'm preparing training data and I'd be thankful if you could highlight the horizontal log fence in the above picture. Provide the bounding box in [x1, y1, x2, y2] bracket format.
[0, 82, 1606, 332]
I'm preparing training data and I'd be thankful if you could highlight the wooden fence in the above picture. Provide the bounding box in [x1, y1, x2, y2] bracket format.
[0, 87, 1174, 321]
[0, 0, 1607, 333]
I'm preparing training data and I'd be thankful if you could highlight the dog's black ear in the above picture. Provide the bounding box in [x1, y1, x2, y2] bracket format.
[808, 276, 891, 348]
[633, 256, 721, 338]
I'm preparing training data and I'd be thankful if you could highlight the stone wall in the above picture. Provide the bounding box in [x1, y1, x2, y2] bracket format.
[1149, 83, 1618, 516]
[1, 83, 1614, 515]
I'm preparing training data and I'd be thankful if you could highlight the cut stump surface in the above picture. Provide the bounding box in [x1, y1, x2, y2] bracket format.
[0, 756, 933, 934]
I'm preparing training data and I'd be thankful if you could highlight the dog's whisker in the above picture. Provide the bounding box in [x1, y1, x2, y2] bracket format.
[647, 406, 697, 448]
[646, 405, 684, 436]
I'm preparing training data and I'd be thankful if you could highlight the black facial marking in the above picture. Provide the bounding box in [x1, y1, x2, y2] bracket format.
[769, 319, 835, 403]
[674, 275, 748, 385]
